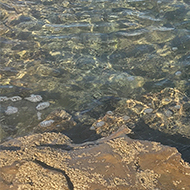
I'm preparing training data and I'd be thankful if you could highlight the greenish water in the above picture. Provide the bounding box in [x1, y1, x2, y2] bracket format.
[0, 0, 190, 143]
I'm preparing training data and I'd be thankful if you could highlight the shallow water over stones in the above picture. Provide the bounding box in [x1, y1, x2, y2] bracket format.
[0, 0, 190, 148]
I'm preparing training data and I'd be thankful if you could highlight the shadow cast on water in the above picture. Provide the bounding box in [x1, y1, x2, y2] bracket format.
[127, 118, 190, 163]
[65, 115, 190, 163]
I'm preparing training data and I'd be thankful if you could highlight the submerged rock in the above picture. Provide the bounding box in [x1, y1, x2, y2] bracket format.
[5, 106, 18, 115]
[93, 71, 145, 96]
[144, 108, 153, 114]
[115, 88, 190, 138]
[90, 112, 132, 137]
[0, 96, 8, 102]
[25, 94, 42, 102]
[0, 130, 190, 190]
[36, 102, 50, 110]
[39, 119, 55, 127]
[9, 96, 22, 102]
[34, 109, 76, 133]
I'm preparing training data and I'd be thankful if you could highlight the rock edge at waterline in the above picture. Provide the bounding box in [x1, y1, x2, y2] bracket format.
[0, 128, 190, 190]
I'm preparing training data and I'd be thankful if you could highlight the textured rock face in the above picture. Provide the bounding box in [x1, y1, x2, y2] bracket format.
[113, 88, 190, 138]
[0, 129, 190, 190]
[34, 109, 76, 133]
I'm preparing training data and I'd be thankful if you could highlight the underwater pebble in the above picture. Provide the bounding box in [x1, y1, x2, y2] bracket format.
[144, 108, 153, 114]
[5, 106, 18, 115]
[25, 94, 42, 102]
[0, 96, 9, 102]
[96, 121, 105, 128]
[36, 102, 50, 110]
[162, 98, 171, 105]
[175, 71, 182, 76]
[122, 115, 130, 121]
[127, 76, 135, 81]
[9, 96, 22, 102]
[37, 112, 42, 120]
[172, 47, 178, 51]
[174, 105, 181, 109]
[165, 98, 170, 102]
[106, 111, 114, 115]
[39, 120, 54, 127]
[38, 65, 60, 77]
[165, 110, 173, 117]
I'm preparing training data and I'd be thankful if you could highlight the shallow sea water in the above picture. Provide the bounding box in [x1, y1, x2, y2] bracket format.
[0, 0, 190, 144]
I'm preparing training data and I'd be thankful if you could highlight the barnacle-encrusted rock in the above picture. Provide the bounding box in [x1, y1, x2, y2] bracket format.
[0, 96, 9, 102]
[0, 129, 190, 190]
[90, 111, 132, 137]
[25, 94, 42, 102]
[34, 109, 76, 133]
[9, 96, 22, 102]
[5, 106, 18, 115]
[114, 88, 190, 138]
[36, 102, 50, 110]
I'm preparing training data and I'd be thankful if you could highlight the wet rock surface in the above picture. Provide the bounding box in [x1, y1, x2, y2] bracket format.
[0, 129, 190, 190]
[2, 88, 190, 163]
[89, 88, 190, 162]
[1, 88, 190, 189]
[114, 88, 190, 138]
[1, 87, 190, 189]
[34, 109, 76, 133]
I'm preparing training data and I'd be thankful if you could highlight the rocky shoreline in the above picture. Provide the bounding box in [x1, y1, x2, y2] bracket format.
[1, 88, 190, 189]
[1, 0, 190, 188]
[0, 128, 190, 189]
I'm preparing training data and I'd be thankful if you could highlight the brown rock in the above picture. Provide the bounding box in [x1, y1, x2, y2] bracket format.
[114, 88, 190, 137]
[90, 111, 132, 137]
[34, 109, 76, 133]
[0, 129, 190, 190]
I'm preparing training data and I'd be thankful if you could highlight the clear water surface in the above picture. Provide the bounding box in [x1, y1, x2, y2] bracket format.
[1, 0, 190, 145]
